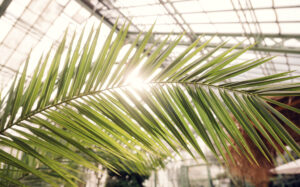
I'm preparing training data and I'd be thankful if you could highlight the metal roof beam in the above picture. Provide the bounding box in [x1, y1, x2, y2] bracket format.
[128, 35, 300, 54]
[128, 31, 300, 54]
[128, 31, 300, 39]
[76, 0, 117, 30]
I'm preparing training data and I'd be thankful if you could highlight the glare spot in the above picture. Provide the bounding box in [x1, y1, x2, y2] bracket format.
[126, 74, 145, 89]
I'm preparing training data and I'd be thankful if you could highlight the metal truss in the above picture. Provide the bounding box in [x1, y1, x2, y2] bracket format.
[128, 31, 300, 54]
[79, 0, 300, 55]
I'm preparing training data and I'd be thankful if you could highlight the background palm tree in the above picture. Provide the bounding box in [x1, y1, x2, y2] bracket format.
[0, 21, 299, 186]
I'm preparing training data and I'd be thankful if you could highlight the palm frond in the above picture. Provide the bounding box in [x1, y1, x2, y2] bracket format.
[0, 20, 299, 186]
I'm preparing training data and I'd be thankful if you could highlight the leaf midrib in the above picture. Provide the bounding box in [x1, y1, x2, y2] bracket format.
[1, 81, 254, 134]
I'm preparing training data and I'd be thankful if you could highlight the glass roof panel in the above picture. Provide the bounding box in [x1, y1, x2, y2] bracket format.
[0, 46, 13, 66]
[114, 0, 158, 8]
[7, 52, 26, 69]
[259, 23, 280, 33]
[199, 0, 233, 11]
[214, 24, 244, 33]
[132, 15, 175, 25]
[72, 7, 91, 24]
[206, 12, 240, 23]
[56, 0, 69, 6]
[28, 0, 52, 14]
[21, 9, 39, 25]
[274, 0, 300, 7]
[280, 23, 300, 34]
[181, 13, 209, 23]
[0, 18, 12, 42]
[41, 1, 64, 22]
[14, 0, 31, 6]
[254, 9, 276, 22]
[35, 17, 52, 33]
[16, 34, 39, 54]
[236, 10, 255, 23]
[3, 27, 26, 49]
[276, 8, 300, 21]
[190, 24, 217, 33]
[64, 1, 81, 17]
[120, 5, 167, 17]
[0, 71, 14, 88]
[141, 24, 182, 33]
[241, 0, 272, 8]
[172, 1, 203, 13]
[46, 15, 70, 39]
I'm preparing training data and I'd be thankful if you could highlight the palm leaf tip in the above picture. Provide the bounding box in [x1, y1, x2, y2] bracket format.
[0, 21, 299, 186]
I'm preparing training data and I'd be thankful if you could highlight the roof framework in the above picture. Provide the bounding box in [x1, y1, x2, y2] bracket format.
[80, 0, 300, 81]
[0, 0, 300, 88]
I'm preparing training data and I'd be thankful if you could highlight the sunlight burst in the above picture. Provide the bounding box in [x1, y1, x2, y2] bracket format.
[125, 73, 145, 89]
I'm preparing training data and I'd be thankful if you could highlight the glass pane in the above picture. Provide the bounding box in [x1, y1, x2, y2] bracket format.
[274, 0, 300, 7]
[254, 9, 276, 22]
[190, 24, 217, 33]
[0, 18, 12, 42]
[215, 24, 243, 33]
[200, 0, 233, 11]
[20, 9, 39, 25]
[259, 23, 279, 33]
[280, 23, 300, 34]
[173, 1, 202, 13]
[17, 35, 39, 54]
[132, 15, 175, 25]
[64, 1, 81, 17]
[114, 0, 158, 8]
[120, 5, 167, 17]
[28, 0, 51, 14]
[3, 27, 26, 48]
[41, 1, 63, 22]
[277, 8, 300, 21]
[182, 13, 208, 24]
[6, 52, 26, 69]
[207, 12, 239, 23]
[247, 0, 272, 8]
[0, 46, 13, 65]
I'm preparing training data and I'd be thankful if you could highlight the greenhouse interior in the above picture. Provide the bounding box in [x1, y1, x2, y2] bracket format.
[0, 0, 300, 186]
